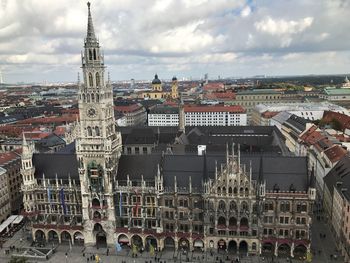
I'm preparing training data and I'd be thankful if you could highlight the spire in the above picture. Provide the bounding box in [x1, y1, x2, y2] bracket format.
[203, 151, 208, 181]
[22, 132, 28, 147]
[258, 155, 263, 183]
[309, 165, 316, 188]
[86, 2, 97, 43]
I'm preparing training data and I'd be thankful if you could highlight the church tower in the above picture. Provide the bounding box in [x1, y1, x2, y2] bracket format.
[171, 76, 179, 99]
[76, 2, 122, 247]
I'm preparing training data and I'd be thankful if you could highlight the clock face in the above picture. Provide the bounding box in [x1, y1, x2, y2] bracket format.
[87, 107, 97, 118]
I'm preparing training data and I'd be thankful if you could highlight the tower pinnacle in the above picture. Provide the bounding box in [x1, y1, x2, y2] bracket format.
[86, 2, 96, 43]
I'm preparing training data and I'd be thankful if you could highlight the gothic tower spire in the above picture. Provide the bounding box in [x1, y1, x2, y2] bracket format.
[86, 2, 96, 43]
[76, 2, 122, 247]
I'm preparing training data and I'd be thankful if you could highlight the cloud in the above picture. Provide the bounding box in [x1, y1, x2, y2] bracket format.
[255, 16, 314, 36]
[0, 0, 349, 82]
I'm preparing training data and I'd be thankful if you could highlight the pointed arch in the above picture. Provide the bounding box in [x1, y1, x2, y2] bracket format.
[89, 49, 93, 60]
[91, 93, 95, 102]
[88, 73, 93, 87]
[95, 126, 100, 136]
[96, 72, 100, 86]
[93, 49, 97, 60]
[87, 94, 90, 103]
[87, 127, 92, 136]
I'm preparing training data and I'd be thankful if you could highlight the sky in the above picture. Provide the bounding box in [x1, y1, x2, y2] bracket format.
[0, 0, 350, 83]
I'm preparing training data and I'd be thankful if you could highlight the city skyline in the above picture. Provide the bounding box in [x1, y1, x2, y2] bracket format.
[0, 0, 350, 83]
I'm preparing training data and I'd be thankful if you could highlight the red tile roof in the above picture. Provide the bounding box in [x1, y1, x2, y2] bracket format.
[0, 151, 20, 166]
[204, 91, 236, 100]
[203, 82, 225, 91]
[322, 111, 350, 130]
[184, 105, 246, 113]
[324, 145, 347, 163]
[114, 104, 142, 113]
[261, 111, 279, 119]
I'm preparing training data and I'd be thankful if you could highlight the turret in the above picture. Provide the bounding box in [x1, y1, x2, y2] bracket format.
[21, 133, 35, 186]
[178, 95, 185, 133]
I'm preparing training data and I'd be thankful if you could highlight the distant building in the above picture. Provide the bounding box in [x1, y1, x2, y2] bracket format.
[0, 167, 11, 223]
[0, 150, 22, 214]
[148, 105, 247, 126]
[252, 102, 349, 126]
[321, 87, 350, 101]
[141, 74, 179, 100]
[114, 103, 147, 126]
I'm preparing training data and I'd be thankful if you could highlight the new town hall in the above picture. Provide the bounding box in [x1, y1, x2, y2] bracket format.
[20, 3, 316, 259]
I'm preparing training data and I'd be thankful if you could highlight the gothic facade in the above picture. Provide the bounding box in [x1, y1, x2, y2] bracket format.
[20, 3, 315, 259]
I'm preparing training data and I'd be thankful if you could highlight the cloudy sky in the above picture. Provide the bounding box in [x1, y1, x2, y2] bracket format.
[0, 0, 350, 83]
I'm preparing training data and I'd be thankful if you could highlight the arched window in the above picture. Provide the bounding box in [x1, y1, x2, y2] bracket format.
[87, 94, 90, 103]
[91, 93, 95, 102]
[96, 94, 99, 102]
[228, 187, 232, 195]
[218, 216, 226, 226]
[87, 127, 92, 136]
[217, 187, 221, 195]
[82, 94, 86, 102]
[96, 72, 100, 87]
[241, 201, 248, 211]
[245, 187, 249, 196]
[93, 49, 97, 60]
[89, 49, 93, 60]
[88, 73, 93, 87]
[233, 187, 237, 195]
[252, 242, 257, 250]
[222, 187, 226, 194]
[218, 200, 226, 211]
[229, 201, 237, 211]
[95, 126, 100, 136]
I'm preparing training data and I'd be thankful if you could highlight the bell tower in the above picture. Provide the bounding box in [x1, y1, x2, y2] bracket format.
[76, 2, 122, 247]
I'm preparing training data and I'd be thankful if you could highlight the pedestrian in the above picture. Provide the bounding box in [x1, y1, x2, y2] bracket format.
[106, 248, 109, 256]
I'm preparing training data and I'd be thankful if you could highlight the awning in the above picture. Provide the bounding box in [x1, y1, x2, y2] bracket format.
[74, 233, 84, 240]
[194, 240, 204, 248]
[12, 215, 23, 225]
[0, 215, 17, 233]
[118, 236, 129, 243]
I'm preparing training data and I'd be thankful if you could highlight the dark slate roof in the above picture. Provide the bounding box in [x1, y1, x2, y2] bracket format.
[117, 154, 162, 180]
[149, 106, 178, 114]
[57, 142, 76, 153]
[33, 153, 79, 179]
[324, 156, 350, 197]
[117, 153, 309, 192]
[124, 128, 157, 145]
[284, 114, 308, 134]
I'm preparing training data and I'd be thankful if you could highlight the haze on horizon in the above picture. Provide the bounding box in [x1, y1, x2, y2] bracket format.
[0, 0, 350, 83]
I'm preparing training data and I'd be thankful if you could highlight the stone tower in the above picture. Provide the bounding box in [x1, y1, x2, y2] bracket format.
[21, 134, 36, 213]
[76, 2, 122, 247]
[171, 76, 179, 99]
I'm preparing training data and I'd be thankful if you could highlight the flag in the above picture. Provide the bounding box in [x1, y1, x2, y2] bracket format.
[47, 185, 52, 205]
[133, 190, 139, 217]
[149, 241, 155, 256]
[116, 242, 122, 252]
[60, 188, 67, 215]
[132, 244, 138, 254]
[306, 251, 312, 262]
[119, 191, 122, 216]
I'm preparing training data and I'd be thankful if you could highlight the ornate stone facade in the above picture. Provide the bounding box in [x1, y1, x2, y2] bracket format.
[21, 3, 315, 259]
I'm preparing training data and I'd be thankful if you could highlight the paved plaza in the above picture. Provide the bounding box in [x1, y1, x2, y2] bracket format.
[0, 211, 343, 263]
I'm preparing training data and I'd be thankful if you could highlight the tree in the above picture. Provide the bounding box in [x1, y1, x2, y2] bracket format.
[8, 257, 27, 263]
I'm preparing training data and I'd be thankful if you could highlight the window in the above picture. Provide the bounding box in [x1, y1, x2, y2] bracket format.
[96, 72, 100, 86]
[88, 73, 93, 87]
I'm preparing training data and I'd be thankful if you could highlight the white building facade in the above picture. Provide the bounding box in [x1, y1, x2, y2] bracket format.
[148, 105, 247, 126]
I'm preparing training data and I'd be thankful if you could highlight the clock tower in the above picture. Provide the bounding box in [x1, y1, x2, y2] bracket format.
[76, 2, 122, 247]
